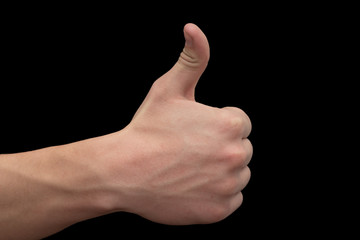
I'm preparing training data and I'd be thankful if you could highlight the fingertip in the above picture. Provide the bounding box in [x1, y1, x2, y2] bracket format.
[184, 23, 199, 36]
[183, 23, 210, 63]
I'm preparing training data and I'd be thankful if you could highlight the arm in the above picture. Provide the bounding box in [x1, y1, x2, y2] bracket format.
[0, 24, 253, 239]
[0, 136, 122, 240]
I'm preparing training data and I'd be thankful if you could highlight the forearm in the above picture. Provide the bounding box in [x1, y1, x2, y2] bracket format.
[0, 137, 116, 240]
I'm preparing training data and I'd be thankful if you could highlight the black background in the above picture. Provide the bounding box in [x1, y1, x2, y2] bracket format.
[1, 3, 355, 239]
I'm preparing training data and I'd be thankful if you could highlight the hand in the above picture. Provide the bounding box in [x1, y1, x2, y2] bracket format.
[103, 23, 253, 225]
[0, 23, 252, 240]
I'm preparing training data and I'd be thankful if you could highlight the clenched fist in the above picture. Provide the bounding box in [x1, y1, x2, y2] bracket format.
[0, 23, 253, 239]
[101, 23, 253, 224]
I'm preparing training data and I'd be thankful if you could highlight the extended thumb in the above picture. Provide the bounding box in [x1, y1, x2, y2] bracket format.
[164, 23, 210, 100]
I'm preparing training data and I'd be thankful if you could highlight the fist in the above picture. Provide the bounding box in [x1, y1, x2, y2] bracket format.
[107, 24, 253, 225]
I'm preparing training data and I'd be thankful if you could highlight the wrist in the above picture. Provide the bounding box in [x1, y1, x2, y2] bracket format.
[83, 127, 159, 215]
[59, 126, 160, 218]
[54, 137, 118, 218]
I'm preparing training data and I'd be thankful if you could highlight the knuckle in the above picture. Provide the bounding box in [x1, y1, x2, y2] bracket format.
[223, 147, 248, 169]
[229, 117, 244, 132]
[220, 177, 240, 195]
[204, 204, 231, 224]
[221, 107, 252, 137]
[178, 48, 208, 69]
[239, 168, 251, 191]
[242, 167, 251, 186]
[246, 139, 254, 157]
[199, 193, 245, 224]
[220, 112, 244, 134]
[179, 48, 198, 66]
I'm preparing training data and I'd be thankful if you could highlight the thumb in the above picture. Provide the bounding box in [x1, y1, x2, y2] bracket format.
[163, 23, 210, 100]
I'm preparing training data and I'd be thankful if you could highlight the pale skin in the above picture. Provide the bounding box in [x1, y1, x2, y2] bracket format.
[0, 24, 253, 239]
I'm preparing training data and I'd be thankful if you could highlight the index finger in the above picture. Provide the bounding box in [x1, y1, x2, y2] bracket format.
[222, 107, 252, 138]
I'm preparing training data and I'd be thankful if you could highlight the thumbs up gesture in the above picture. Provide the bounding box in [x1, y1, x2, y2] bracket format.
[105, 24, 253, 225]
[152, 22, 210, 101]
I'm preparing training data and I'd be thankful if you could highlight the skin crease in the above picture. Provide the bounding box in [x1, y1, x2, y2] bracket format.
[0, 23, 252, 239]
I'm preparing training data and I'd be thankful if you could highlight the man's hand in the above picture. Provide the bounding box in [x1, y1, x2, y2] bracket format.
[0, 23, 252, 239]
[103, 23, 253, 224]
